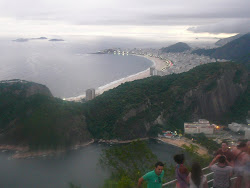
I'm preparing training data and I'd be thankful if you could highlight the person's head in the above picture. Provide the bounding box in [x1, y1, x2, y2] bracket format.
[154, 161, 164, 175]
[231, 146, 240, 156]
[218, 155, 226, 164]
[221, 142, 228, 151]
[191, 162, 202, 187]
[173, 154, 185, 164]
[237, 142, 247, 152]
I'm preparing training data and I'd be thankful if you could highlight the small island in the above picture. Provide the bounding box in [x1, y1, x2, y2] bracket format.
[49, 38, 64, 42]
[12, 38, 29, 42]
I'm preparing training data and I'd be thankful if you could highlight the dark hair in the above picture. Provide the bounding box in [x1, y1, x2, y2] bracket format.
[237, 142, 246, 149]
[218, 155, 226, 164]
[191, 162, 202, 187]
[221, 141, 228, 145]
[174, 154, 185, 164]
[155, 161, 164, 168]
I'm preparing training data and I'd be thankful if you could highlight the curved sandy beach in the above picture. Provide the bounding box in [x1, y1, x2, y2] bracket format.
[65, 54, 167, 101]
[157, 137, 208, 155]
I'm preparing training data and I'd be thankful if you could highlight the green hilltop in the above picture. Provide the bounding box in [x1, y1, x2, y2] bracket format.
[160, 42, 191, 53]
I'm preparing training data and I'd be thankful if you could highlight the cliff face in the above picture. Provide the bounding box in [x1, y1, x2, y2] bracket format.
[183, 69, 248, 121]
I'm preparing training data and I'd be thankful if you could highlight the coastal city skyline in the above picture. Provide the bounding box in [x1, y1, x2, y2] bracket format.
[0, 0, 249, 41]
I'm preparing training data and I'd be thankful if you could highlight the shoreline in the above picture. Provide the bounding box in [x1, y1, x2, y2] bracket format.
[0, 139, 95, 159]
[157, 137, 208, 155]
[65, 54, 167, 101]
[0, 137, 208, 159]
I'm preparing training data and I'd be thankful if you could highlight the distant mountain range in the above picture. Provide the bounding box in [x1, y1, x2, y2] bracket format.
[49, 39, 64, 42]
[160, 42, 191, 53]
[12, 37, 65, 42]
[192, 33, 250, 68]
[215, 33, 245, 46]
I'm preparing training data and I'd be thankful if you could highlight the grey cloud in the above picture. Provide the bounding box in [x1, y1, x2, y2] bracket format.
[187, 19, 250, 34]
[1, 0, 250, 34]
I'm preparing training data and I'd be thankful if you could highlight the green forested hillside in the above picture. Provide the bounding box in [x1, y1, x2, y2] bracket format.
[83, 62, 248, 140]
[0, 81, 91, 148]
[0, 62, 248, 147]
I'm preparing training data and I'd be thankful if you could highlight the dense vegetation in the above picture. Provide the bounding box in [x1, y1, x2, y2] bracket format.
[84, 62, 248, 140]
[0, 82, 91, 149]
[99, 140, 212, 188]
[215, 33, 244, 46]
[161, 42, 191, 53]
[0, 62, 248, 147]
[184, 133, 220, 153]
[100, 141, 159, 188]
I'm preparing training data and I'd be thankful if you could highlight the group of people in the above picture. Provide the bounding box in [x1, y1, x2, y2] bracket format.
[137, 141, 250, 188]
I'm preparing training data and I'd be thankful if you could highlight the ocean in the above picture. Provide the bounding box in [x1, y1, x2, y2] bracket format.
[0, 38, 153, 98]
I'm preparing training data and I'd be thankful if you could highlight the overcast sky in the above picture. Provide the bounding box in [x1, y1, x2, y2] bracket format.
[0, 0, 249, 40]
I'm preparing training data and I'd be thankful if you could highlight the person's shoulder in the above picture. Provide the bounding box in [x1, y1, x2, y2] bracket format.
[161, 170, 164, 176]
[210, 164, 217, 170]
[143, 170, 154, 179]
[225, 166, 233, 170]
[179, 165, 188, 174]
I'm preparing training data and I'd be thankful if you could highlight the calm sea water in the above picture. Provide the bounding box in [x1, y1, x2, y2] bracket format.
[0, 39, 153, 98]
[0, 140, 183, 188]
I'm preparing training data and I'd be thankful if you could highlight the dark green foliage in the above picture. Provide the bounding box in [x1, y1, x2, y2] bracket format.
[99, 141, 159, 187]
[0, 89, 89, 149]
[181, 144, 212, 168]
[233, 69, 243, 84]
[0, 62, 248, 147]
[184, 133, 220, 153]
[161, 42, 191, 53]
[148, 124, 163, 137]
[203, 80, 217, 92]
[69, 182, 81, 188]
[84, 62, 246, 140]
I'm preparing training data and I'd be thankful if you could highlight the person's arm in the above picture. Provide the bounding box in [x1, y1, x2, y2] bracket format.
[186, 173, 191, 185]
[137, 177, 144, 188]
[203, 179, 208, 188]
[225, 159, 233, 167]
[229, 167, 233, 177]
[209, 154, 220, 167]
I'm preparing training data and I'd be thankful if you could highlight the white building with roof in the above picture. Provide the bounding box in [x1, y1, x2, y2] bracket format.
[184, 119, 214, 134]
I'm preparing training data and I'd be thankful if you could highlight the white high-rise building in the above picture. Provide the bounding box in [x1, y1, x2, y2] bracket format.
[86, 88, 95, 101]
